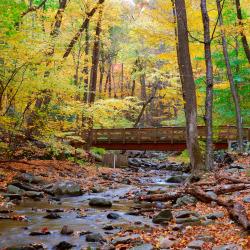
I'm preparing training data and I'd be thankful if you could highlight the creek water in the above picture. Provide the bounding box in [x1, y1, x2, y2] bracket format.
[0, 168, 181, 249]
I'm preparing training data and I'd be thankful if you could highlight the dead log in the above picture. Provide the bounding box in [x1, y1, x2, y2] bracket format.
[193, 181, 217, 186]
[138, 191, 182, 202]
[187, 187, 227, 206]
[138, 183, 250, 230]
[137, 185, 250, 230]
[138, 184, 250, 203]
[212, 183, 250, 195]
[215, 173, 250, 184]
[187, 187, 250, 230]
[228, 202, 250, 230]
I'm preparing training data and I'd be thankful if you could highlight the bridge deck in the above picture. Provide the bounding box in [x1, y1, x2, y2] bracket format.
[86, 126, 250, 151]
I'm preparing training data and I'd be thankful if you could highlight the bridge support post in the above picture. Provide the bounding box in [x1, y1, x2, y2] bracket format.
[113, 154, 116, 169]
[85, 130, 93, 150]
[228, 140, 233, 152]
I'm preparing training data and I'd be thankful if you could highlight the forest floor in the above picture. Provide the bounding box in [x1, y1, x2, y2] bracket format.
[0, 153, 250, 249]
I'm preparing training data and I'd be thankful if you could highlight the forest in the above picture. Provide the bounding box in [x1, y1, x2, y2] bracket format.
[0, 0, 250, 249]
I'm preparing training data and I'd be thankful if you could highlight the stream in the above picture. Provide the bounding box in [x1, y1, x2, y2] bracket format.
[0, 153, 186, 249]
[1, 185, 145, 248]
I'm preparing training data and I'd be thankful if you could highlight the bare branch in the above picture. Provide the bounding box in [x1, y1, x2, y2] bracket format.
[63, 0, 105, 59]
[187, 0, 225, 44]
[3, 65, 28, 116]
[210, 0, 225, 42]
[188, 31, 205, 44]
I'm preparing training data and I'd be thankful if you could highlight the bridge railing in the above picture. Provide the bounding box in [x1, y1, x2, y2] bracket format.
[88, 126, 250, 145]
[91, 127, 185, 144]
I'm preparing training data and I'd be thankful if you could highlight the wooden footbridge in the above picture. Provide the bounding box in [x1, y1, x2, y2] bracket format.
[82, 126, 250, 151]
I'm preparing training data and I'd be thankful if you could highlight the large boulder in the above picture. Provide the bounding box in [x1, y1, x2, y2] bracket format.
[187, 240, 205, 249]
[44, 213, 61, 219]
[91, 185, 105, 193]
[129, 244, 153, 250]
[152, 209, 173, 224]
[24, 191, 44, 198]
[175, 195, 197, 207]
[205, 212, 224, 220]
[112, 235, 141, 245]
[7, 185, 25, 195]
[158, 162, 184, 171]
[107, 212, 120, 219]
[49, 181, 82, 196]
[174, 210, 201, 225]
[85, 233, 104, 242]
[15, 173, 44, 184]
[174, 210, 200, 219]
[205, 191, 217, 200]
[54, 241, 75, 250]
[159, 238, 175, 248]
[212, 244, 242, 250]
[89, 198, 112, 207]
[5, 244, 45, 250]
[175, 217, 201, 225]
[214, 151, 234, 164]
[165, 175, 187, 183]
[61, 225, 74, 235]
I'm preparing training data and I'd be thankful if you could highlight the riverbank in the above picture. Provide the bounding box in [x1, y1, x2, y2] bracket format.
[0, 153, 249, 249]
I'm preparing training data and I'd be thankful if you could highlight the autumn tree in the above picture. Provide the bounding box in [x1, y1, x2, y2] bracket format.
[175, 0, 204, 173]
[88, 6, 104, 103]
[1, 0, 249, 156]
[235, 0, 250, 63]
[201, 0, 214, 170]
[83, 20, 90, 103]
[216, 0, 243, 152]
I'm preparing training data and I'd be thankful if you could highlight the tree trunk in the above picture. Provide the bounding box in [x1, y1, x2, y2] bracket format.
[104, 70, 109, 94]
[140, 74, 147, 126]
[120, 63, 124, 98]
[108, 70, 112, 98]
[99, 64, 104, 95]
[139, 190, 182, 202]
[88, 7, 103, 103]
[140, 74, 147, 101]
[73, 43, 82, 87]
[104, 63, 111, 96]
[50, 0, 68, 38]
[201, 0, 214, 170]
[216, 0, 243, 152]
[235, 0, 250, 63]
[63, 0, 105, 59]
[175, 0, 204, 173]
[98, 49, 105, 95]
[83, 21, 90, 103]
[235, 36, 240, 74]
[112, 66, 117, 98]
[131, 79, 136, 96]
[149, 83, 156, 126]
[47, 0, 68, 56]
[137, 59, 147, 126]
